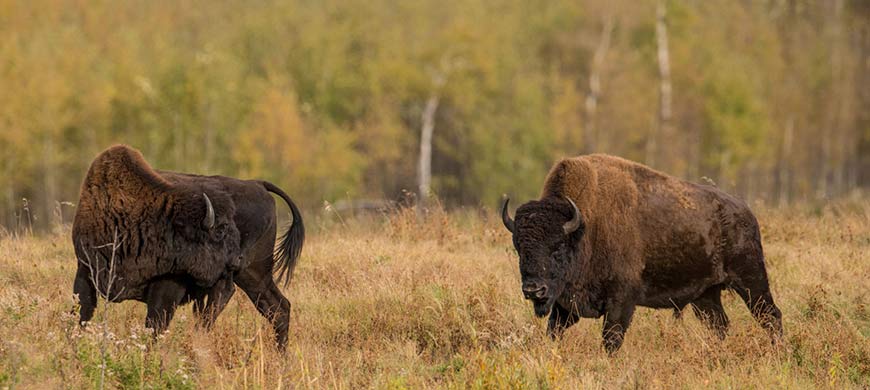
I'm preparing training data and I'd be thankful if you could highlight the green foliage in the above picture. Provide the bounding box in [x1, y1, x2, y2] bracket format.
[701, 65, 773, 180]
[0, 0, 867, 229]
[75, 336, 195, 390]
[0, 371, 10, 388]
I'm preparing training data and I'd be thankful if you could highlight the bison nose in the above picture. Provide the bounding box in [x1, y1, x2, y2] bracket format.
[522, 283, 548, 300]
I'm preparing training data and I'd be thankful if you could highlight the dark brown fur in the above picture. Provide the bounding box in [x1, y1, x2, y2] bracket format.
[503, 154, 782, 354]
[72, 145, 304, 348]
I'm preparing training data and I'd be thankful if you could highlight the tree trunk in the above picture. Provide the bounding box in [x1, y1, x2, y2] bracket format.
[648, 0, 672, 168]
[778, 117, 794, 205]
[719, 150, 731, 191]
[418, 93, 441, 208]
[583, 15, 614, 154]
[173, 112, 183, 169]
[3, 163, 13, 229]
[203, 101, 214, 173]
[818, 137, 831, 199]
[818, 0, 845, 199]
[43, 135, 57, 230]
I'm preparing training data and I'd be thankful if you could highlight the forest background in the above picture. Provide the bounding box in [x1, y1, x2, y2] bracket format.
[1, 0, 868, 231]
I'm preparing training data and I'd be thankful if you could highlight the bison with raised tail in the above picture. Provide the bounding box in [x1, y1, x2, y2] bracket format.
[501, 155, 782, 354]
[72, 145, 304, 348]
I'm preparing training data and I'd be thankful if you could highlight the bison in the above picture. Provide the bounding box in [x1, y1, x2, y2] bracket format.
[501, 154, 782, 354]
[72, 145, 304, 348]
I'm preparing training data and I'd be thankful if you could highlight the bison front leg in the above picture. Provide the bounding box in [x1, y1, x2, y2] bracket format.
[601, 299, 636, 355]
[73, 264, 98, 325]
[144, 278, 187, 335]
[194, 276, 236, 329]
[547, 303, 580, 339]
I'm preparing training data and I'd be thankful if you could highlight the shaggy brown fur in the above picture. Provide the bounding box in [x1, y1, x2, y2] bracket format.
[73, 145, 241, 300]
[73, 145, 304, 348]
[502, 154, 782, 354]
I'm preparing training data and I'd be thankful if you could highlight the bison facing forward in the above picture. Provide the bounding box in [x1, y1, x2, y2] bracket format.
[72, 145, 304, 348]
[502, 155, 782, 354]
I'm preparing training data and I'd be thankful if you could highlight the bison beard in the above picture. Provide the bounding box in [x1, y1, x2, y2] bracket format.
[72, 145, 304, 349]
[502, 154, 783, 354]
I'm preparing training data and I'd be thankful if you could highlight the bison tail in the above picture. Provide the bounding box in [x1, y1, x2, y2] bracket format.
[263, 181, 305, 288]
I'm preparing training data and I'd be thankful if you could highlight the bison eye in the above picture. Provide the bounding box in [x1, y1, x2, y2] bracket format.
[210, 224, 227, 241]
[552, 245, 569, 262]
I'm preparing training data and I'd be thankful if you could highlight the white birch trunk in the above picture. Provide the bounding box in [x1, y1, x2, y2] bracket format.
[584, 16, 614, 153]
[418, 93, 440, 206]
[648, 0, 672, 168]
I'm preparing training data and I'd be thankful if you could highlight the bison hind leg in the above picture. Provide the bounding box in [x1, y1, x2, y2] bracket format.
[727, 254, 783, 343]
[690, 285, 729, 340]
[731, 280, 783, 343]
[236, 273, 291, 351]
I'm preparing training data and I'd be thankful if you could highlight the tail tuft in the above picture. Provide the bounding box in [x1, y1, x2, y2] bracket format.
[263, 181, 304, 287]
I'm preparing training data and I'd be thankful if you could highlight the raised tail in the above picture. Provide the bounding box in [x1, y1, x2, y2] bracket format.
[262, 181, 305, 287]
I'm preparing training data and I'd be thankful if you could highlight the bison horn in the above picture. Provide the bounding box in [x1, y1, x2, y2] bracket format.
[563, 197, 582, 235]
[203, 193, 215, 229]
[501, 197, 515, 233]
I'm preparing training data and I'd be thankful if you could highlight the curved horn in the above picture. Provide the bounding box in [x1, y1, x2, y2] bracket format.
[202, 193, 215, 229]
[563, 197, 582, 235]
[501, 197, 515, 233]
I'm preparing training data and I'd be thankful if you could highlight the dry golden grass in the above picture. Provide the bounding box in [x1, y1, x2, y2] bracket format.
[0, 201, 868, 389]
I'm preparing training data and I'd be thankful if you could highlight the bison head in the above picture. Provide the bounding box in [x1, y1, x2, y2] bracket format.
[168, 190, 243, 282]
[502, 197, 584, 317]
[171, 192, 228, 242]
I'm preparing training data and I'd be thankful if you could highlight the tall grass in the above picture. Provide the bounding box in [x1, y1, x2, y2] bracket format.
[0, 201, 867, 388]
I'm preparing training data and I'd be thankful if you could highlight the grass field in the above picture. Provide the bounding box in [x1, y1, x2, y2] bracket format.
[0, 201, 868, 389]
